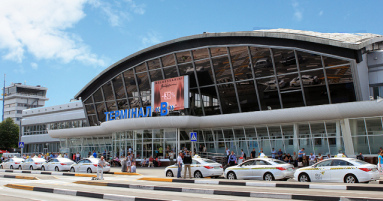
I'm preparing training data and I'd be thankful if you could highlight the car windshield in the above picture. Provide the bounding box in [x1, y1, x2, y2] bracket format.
[88, 158, 99, 163]
[58, 158, 73, 162]
[33, 158, 46, 162]
[348, 159, 371, 165]
[199, 158, 216, 164]
[271, 159, 287, 164]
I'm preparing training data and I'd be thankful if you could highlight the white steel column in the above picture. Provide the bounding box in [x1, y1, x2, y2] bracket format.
[336, 122, 342, 153]
[340, 119, 355, 157]
[293, 124, 299, 151]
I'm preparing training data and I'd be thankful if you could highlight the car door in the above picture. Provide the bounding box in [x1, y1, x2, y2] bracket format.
[81, 160, 90, 172]
[236, 160, 255, 179]
[191, 159, 200, 176]
[22, 159, 29, 169]
[4, 159, 10, 169]
[252, 159, 271, 180]
[309, 160, 332, 182]
[328, 159, 354, 182]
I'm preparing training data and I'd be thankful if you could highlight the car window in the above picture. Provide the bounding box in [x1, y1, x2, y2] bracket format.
[54, 159, 59, 162]
[332, 160, 353, 166]
[255, 160, 270, 165]
[241, 160, 255, 166]
[315, 160, 332, 167]
[200, 158, 216, 163]
[192, 160, 200, 165]
[349, 159, 370, 165]
[78, 160, 84, 164]
[272, 159, 287, 164]
[48, 159, 54, 163]
[9, 159, 13, 162]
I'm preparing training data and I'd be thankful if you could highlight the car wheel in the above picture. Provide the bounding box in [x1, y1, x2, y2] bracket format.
[55, 166, 59, 172]
[30, 166, 33, 170]
[87, 168, 92, 173]
[70, 167, 75, 172]
[344, 174, 358, 183]
[10, 165, 13, 169]
[194, 171, 203, 178]
[41, 166, 45, 171]
[227, 171, 237, 180]
[166, 170, 174, 177]
[298, 173, 310, 182]
[263, 173, 274, 181]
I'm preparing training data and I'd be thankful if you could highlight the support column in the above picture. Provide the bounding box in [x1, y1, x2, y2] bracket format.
[336, 121, 342, 152]
[293, 124, 299, 151]
[340, 119, 355, 157]
[177, 128, 180, 154]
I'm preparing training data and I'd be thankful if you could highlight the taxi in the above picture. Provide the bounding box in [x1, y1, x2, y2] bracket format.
[20, 157, 46, 170]
[41, 157, 75, 171]
[224, 156, 294, 181]
[0, 157, 24, 169]
[165, 155, 223, 178]
[294, 154, 379, 183]
[70, 157, 111, 173]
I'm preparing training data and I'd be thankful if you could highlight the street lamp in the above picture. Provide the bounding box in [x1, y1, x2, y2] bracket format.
[19, 117, 23, 155]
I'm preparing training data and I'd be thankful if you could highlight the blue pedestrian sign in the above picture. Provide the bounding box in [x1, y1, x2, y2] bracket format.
[190, 132, 197, 142]
[18, 142, 24, 148]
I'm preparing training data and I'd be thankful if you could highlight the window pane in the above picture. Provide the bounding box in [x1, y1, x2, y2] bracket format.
[323, 56, 349, 67]
[192, 48, 209, 60]
[116, 99, 129, 110]
[301, 70, 329, 106]
[129, 97, 141, 108]
[229, 46, 253, 81]
[147, 59, 161, 70]
[250, 47, 273, 77]
[164, 66, 178, 79]
[199, 86, 220, 115]
[136, 72, 150, 97]
[256, 127, 270, 154]
[350, 119, 366, 136]
[149, 69, 163, 82]
[272, 49, 298, 75]
[326, 66, 356, 103]
[212, 56, 232, 84]
[106, 101, 117, 112]
[195, 59, 214, 86]
[176, 51, 192, 64]
[112, 74, 126, 100]
[257, 77, 281, 110]
[161, 54, 175, 67]
[179, 63, 197, 88]
[123, 69, 138, 97]
[93, 88, 103, 103]
[365, 118, 383, 135]
[297, 51, 322, 71]
[236, 80, 259, 112]
[88, 115, 97, 126]
[210, 47, 227, 57]
[217, 83, 239, 114]
[189, 90, 203, 116]
[84, 97, 93, 104]
[277, 73, 298, 92]
[102, 82, 114, 101]
[281, 91, 304, 108]
[85, 104, 96, 115]
[135, 63, 147, 73]
[95, 103, 106, 122]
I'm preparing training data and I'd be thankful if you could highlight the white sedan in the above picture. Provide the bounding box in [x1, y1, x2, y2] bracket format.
[165, 156, 223, 178]
[224, 157, 295, 181]
[294, 158, 379, 183]
[0, 157, 24, 169]
[70, 158, 111, 173]
[41, 158, 75, 171]
[21, 157, 46, 170]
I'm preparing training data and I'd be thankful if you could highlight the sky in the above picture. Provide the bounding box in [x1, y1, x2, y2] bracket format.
[1, 0, 383, 117]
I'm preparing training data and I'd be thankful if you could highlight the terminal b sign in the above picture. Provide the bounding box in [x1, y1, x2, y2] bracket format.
[104, 102, 173, 121]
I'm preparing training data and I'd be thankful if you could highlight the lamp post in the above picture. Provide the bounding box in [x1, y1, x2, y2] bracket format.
[19, 117, 23, 155]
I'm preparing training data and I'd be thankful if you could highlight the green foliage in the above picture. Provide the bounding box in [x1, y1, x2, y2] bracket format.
[0, 118, 19, 149]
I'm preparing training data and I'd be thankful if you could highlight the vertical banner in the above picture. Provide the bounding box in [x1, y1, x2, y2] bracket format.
[151, 76, 189, 111]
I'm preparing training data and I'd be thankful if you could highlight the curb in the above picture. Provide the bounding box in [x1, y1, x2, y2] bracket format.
[0, 174, 38, 180]
[0, 169, 140, 177]
[138, 177, 383, 192]
[74, 180, 383, 201]
[5, 184, 167, 201]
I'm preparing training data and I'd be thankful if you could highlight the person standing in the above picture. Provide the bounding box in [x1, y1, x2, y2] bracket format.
[277, 149, 283, 160]
[183, 150, 192, 179]
[169, 150, 175, 165]
[298, 148, 305, 166]
[76, 152, 80, 162]
[308, 153, 316, 166]
[126, 153, 132, 173]
[97, 156, 105, 180]
[250, 148, 256, 159]
[228, 151, 237, 167]
[225, 147, 230, 162]
[271, 148, 276, 159]
[93, 150, 97, 158]
[177, 152, 183, 178]
[379, 151, 383, 172]
[148, 156, 154, 167]
[241, 149, 246, 159]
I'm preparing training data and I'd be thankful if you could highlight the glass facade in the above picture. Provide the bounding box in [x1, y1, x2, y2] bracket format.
[82, 45, 355, 124]
[350, 116, 383, 155]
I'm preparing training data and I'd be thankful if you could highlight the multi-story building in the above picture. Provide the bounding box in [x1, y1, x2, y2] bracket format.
[1, 83, 48, 125]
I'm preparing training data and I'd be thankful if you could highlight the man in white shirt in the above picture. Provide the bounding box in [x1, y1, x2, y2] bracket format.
[177, 152, 183, 178]
[169, 150, 175, 165]
[76, 152, 80, 162]
[309, 153, 316, 166]
[97, 156, 105, 180]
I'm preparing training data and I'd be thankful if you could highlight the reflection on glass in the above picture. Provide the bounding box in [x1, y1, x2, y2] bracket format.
[102, 82, 114, 101]
[301, 70, 329, 106]
[95, 103, 106, 122]
[161, 54, 175, 67]
[272, 48, 297, 75]
[210, 47, 227, 57]
[179, 63, 197, 88]
[281, 91, 304, 108]
[229, 46, 253, 81]
[256, 127, 270, 154]
[249, 47, 273, 77]
[163, 66, 178, 79]
[135, 63, 147, 73]
[147, 59, 161, 70]
[106, 101, 117, 112]
[149, 69, 163, 82]
[212, 56, 232, 84]
[88, 115, 97, 126]
[296, 51, 322, 71]
[236, 80, 259, 112]
[199, 86, 220, 115]
[116, 99, 129, 110]
[217, 83, 239, 114]
[141, 90, 151, 107]
[326, 66, 356, 103]
[129, 97, 141, 108]
[85, 104, 96, 115]
[323, 56, 349, 67]
[84, 97, 93, 104]
[93, 88, 103, 103]
[123, 69, 138, 97]
[192, 48, 209, 60]
[256, 77, 281, 110]
[277, 73, 298, 92]
[194, 59, 214, 86]
[136, 72, 150, 95]
[176, 51, 192, 64]
[189, 90, 203, 116]
[112, 74, 126, 100]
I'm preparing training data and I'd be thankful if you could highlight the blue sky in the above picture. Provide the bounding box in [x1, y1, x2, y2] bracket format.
[1, 0, 382, 117]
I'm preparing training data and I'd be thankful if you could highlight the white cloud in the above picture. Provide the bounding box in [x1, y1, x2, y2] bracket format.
[292, 0, 303, 21]
[319, 11, 323, 16]
[0, 0, 105, 66]
[140, 32, 161, 50]
[31, 62, 38, 70]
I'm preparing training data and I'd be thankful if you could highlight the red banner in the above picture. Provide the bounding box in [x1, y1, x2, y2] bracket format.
[153, 76, 185, 110]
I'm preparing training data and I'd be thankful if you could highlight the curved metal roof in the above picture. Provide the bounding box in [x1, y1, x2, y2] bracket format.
[75, 29, 383, 99]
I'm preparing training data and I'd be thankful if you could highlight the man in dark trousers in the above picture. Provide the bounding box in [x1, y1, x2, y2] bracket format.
[251, 148, 256, 158]
[183, 150, 192, 179]
[227, 151, 237, 167]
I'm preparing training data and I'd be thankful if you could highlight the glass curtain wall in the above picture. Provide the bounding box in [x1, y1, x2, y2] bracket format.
[350, 117, 383, 155]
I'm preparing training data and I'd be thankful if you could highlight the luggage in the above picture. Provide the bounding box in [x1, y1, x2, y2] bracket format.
[121, 159, 127, 172]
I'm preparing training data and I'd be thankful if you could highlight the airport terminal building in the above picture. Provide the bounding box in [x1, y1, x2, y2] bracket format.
[44, 29, 383, 160]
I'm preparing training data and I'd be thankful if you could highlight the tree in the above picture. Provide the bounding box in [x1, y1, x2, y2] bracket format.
[0, 118, 19, 149]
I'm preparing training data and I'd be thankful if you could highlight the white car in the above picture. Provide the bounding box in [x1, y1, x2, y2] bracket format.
[224, 157, 294, 181]
[20, 157, 46, 170]
[290, 75, 318, 87]
[264, 79, 287, 90]
[70, 158, 111, 173]
[165, 156, 223, 178]
[294, 157, 379, 183]
[41, 157, 75, 171]
[0, 157, 24, 169]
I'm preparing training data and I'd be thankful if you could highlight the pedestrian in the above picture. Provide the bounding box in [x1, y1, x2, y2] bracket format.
[356, 153, 364, 161]
[379, 151, 383, 172]
[251, 148, 256, 159]
[317, 153, 323, 162]
[92, 150, 97, 158]
[277, 149, 283, 160]
[241, 149, 246, 159]
[227, 151, 237, 167]
[183, 150, 192, 179]
[121, 156, 127, 172]
[225, 147, 230, 162]
[126, 153, 132, 173]
[259, 150, 265, 157]
[308, 153, 316, 166]
[97, 156, 105, 180]
[141, 157, 147, 167]
[271, 148, 276, 159]
[298, 148, 305, 167]
[148, 155, 154, 167]
[76, 152, 80, 162]
[177, 152, 183, 178]
[169, 150, 175, 165]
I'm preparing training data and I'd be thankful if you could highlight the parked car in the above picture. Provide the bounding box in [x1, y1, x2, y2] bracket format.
[20, 157, 46, 170]
[280, 53, 303, 66]
[290, 75, 318, 87]
[264, 79, 287, 90]
[41, 157, 75, 171]
[165, 156, 223, 178]
[0, 157, 24, 169]
[224, 157, 294, 181]
[70, 158, 110, 173]
[254, 58, 272, 68]
[294, 157, 379, 183]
